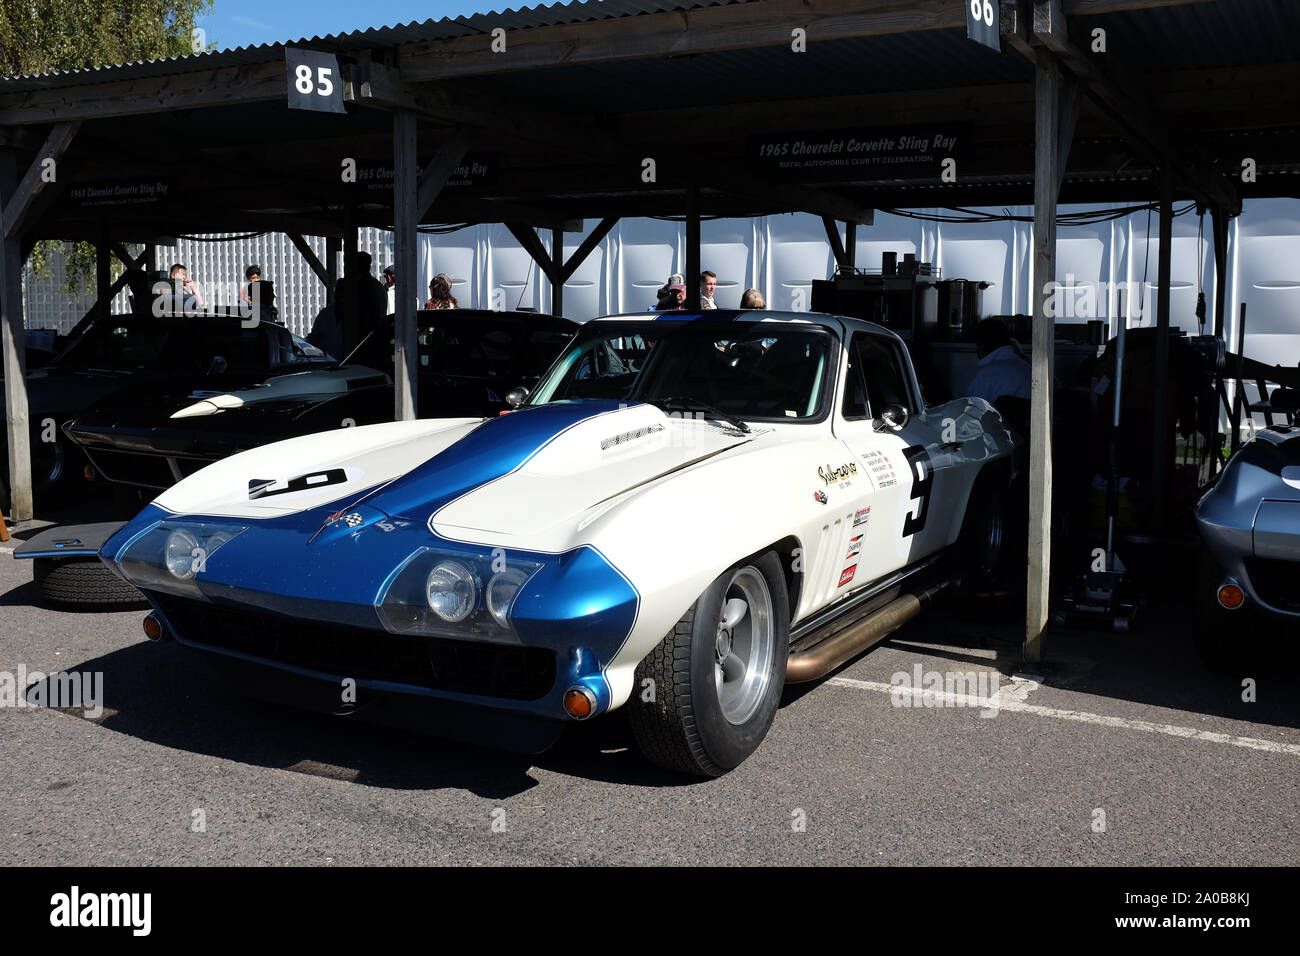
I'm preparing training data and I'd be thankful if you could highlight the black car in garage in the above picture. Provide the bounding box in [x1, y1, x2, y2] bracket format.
[1, 310, 338, 510]
[63, 309, 580, 493]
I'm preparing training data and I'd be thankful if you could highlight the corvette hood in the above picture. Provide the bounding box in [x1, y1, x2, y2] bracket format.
[402, 401, 758, 537]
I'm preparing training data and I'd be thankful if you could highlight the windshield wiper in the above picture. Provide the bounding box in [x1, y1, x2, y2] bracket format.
[651, 396, 750, 433]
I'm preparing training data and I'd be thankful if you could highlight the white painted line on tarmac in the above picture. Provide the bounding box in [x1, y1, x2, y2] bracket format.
[826, 676, 1300, 756]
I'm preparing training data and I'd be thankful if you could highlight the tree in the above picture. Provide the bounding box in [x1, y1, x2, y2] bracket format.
[0, 0, 215, 291]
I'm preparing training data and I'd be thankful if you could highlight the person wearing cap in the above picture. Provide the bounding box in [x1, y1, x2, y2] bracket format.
[655, 282, 686, 311]
[383, 265, 396, 316]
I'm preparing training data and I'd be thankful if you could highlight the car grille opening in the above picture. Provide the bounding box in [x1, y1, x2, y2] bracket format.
[1244, 558, 1300, 614]
[154, 595, 556, 701]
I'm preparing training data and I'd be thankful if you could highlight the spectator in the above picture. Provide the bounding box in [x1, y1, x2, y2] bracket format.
[245, 279, 280, 325]
[383, 265, 396, 315]
[699, 270, 718, 309]
[739, 288, 766, 309]
[966, 318, 1031, 405]
[655, 281, 686, 311]
[239, 264, 261, 304]
[169, 263, 203, 310]
[426, 273, 458, 310]
[334, 251, 387, 355]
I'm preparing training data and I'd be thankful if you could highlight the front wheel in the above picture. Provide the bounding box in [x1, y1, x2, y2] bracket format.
[627, 552, 789, 777]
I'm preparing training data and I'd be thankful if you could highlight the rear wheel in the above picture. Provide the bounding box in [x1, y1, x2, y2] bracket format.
[627, 552, 789, 777]
[959, 473, 1011, 595]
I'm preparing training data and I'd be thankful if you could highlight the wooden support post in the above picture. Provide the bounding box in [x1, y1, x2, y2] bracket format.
[95, 233, 111, 323]
[1151, 172, 1173, 529]
[326, 236, 340, 307]
[1025, 49, 1067, 664]
[392, 110, 419, 422]
[556, 217, 618, 285]
[0, 149, 31, 520]
[845, 221, 857, 269]
[686, 185, 701, 311]
[551, 227, 563, 318]
[1211, 205, 1228, 339]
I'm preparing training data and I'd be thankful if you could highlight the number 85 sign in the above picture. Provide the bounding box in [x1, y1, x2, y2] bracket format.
[285, 48, 347, 114]
[966, 0, 1001, 52]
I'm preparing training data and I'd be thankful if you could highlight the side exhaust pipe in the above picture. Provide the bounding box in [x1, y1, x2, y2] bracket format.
[786, 580, 953, 684]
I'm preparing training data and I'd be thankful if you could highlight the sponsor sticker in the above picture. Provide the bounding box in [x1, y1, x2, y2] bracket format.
[846, 534, 862, 559]
[838, 564, 857, 588]
[813, 490, 828, 505]
[862, 450, 898, 489]
[818, 461, 859, 487]
[853, 507, 871, 527]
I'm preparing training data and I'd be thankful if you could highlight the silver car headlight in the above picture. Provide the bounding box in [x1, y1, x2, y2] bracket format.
[486, 567, 530, 628]
[377, 548, 542, 643]
[426, 561, 477, 622]
[115, 522, 246, 595]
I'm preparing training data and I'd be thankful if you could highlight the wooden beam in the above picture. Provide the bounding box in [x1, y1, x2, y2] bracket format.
[397, 0, 1186, 81]
[1020, 0, 1240, 214]
[0, 60, 285, 125]
[0, 150, 31, 519]
[287, 233, 331, 289]
[822, 216, 848, 270]
[393, 110, 419, 421]
[2, 121, 80, 239]
[505, 222, 559, 281]
[557, 217, 618, 284]
[416, 131, 469, 220]
[349, 61, 613, 163]
[1025, 48, 1069, 663]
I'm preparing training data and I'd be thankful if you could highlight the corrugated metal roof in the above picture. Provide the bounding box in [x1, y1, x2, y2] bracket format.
[0, 0, 753, 88]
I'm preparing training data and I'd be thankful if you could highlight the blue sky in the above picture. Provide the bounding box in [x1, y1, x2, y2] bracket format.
[197, 0, 524, 49]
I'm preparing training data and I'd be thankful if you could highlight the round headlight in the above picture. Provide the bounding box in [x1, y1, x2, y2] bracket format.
[426, 562, 476, 622]
[486, 568, 529, 628]
[164, 529, 200, 580]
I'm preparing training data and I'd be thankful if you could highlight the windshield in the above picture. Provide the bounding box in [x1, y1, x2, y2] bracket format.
[528, 319, 835, 421]
[50, 316, 281, 375]
[346, 316, 574, 379]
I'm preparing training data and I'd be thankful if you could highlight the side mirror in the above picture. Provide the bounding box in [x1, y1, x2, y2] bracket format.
[873, 403, 909, 432]
[207, 355, 228, 376]
[505, 386, 530, 409]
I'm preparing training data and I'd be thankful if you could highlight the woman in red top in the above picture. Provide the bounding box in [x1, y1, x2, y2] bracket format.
[425, 273, 458, 310]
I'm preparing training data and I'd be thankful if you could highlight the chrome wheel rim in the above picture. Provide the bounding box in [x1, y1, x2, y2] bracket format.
[714, 567, 775, 726]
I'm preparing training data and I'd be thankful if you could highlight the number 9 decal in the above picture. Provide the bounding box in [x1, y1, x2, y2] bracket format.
[901, 445, 933, 537]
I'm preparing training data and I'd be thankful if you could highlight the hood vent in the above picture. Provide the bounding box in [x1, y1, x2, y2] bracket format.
[600, 423, 665, 452]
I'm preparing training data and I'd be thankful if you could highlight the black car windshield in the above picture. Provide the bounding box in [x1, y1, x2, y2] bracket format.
[50, 316, 276, 375]
[528, 319, 834, 421]
[347, 316, 574, 379]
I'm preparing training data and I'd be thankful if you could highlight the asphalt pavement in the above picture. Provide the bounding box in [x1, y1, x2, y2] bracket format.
[1, 552, 1296, 866]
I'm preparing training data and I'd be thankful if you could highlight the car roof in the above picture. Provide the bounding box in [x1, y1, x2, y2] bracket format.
[588, 309, 898, 338]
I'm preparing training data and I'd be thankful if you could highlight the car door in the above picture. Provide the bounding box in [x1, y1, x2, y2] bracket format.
[833, 330, 961, 584]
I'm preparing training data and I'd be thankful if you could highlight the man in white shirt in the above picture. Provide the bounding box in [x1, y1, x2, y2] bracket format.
[966, 318, 1030, 405]
[699, 271, 718, 309]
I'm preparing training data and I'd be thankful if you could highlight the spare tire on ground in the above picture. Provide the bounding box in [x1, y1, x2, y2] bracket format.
[32, 556, 149, 610]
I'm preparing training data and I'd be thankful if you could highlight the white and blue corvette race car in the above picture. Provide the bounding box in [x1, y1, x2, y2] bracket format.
[102, 310, 1017, 776]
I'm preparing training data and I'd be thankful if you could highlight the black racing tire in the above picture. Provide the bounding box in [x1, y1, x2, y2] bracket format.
[33, 556, 150, 610]
[627, 551, 789, 777]
[958, 470, 1013, 597]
